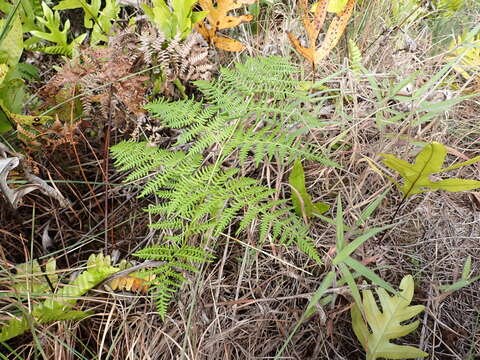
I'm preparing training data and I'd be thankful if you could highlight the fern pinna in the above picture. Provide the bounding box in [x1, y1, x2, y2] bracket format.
[0, 254, 118, 342]
[111, 56, 336, 318]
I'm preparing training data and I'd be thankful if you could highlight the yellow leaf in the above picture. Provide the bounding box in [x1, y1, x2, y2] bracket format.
[312, 0, 348, 14]
[288, 0, 328, 65]
[197, 0, 257, 51]
[315, 0, 356, 63]
[213, 36, 246, 51]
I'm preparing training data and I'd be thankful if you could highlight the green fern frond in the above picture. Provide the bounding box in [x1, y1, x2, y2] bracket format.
[35, 308, 91, 323]
[133, 245, 213, 319]
[111, 58, 329, 263]
[26, 44, 75, 57]
[145, 98, 213, 129]
[217, 56, 300, 98]
[224, 126, 333, 167]
[0, 315, 29, 342]
[348, 39, 362, 75]
[0, 253, 119, 341]
[144, 57, 336, 167]
[111, 57, 332, 319]
[35, 253, 118, 316]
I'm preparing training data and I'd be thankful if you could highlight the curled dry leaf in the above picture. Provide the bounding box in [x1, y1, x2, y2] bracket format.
[0, 142, 70, 208]
[196, 0, 257, 51]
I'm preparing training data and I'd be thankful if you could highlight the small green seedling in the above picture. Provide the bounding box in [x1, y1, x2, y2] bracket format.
[332, 195, 394, 308]
[381, 142, 480, 199]
[351, 275, 428, 360]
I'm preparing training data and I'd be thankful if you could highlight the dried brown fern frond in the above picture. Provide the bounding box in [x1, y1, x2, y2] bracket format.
[175, 32, 216, 82]
[41, 28, 150, 133]
[138, 28, 216, 96]
[41, 26, 217, 144]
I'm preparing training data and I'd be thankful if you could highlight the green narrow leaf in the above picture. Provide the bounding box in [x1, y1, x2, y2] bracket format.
[289, 159, 313, 217]
[356, 189, 390, 226]
[427, 178, 480, 192]
[339, 263, 362, 309]
[333, 225, 391, 265]
[461, 255, 472, 280]
[289, 159, 329, 218]
[305, 271, 336, 316]
[343, 257, 395, 294]
[440, 155, 480, 173]
[335, 195, 345, 251]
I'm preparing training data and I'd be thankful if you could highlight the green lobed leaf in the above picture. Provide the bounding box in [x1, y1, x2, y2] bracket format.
[11, 258, 58, 294]
[351, 275, 428, 360]
[0, 315, 29, 342]
[54, 0, 101, 28]
[381, 142, 480, 198]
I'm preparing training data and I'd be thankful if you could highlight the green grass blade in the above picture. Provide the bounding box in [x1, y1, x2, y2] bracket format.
[333, 225, 392, 265]
[339, 263, 362, 309]
[344, 257, 395, 293]
[356, 189, 390, 226]
[335, 194, 345, 251]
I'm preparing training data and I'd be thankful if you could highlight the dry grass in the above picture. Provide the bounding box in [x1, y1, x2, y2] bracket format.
[1, 0, 480, 359]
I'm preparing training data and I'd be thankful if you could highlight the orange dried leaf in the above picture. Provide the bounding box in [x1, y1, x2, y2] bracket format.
[214, 36, 246, 51]
[307, 0, 328, 43]
[108, 274, 156, 294]
[290, 0, 356, 66]
[287, 32, 315, 63]
[197, 0, 257, 51]
[288, 0, 328, 65]
[315, 0, 356, 63]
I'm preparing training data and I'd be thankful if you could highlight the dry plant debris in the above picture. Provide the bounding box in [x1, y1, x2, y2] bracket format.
[0, 142, 69, 208]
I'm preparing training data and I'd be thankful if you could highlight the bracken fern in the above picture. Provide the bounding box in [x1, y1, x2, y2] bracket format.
[111, 56, 335, 318]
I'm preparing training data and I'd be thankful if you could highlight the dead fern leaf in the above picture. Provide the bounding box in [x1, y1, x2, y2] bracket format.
[288, 0, 356, 65]
[315, 0, 355, 62]
[108, 273, 156, 294]
[287, 0, 327, 65]
[196, 0, 257, 51]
